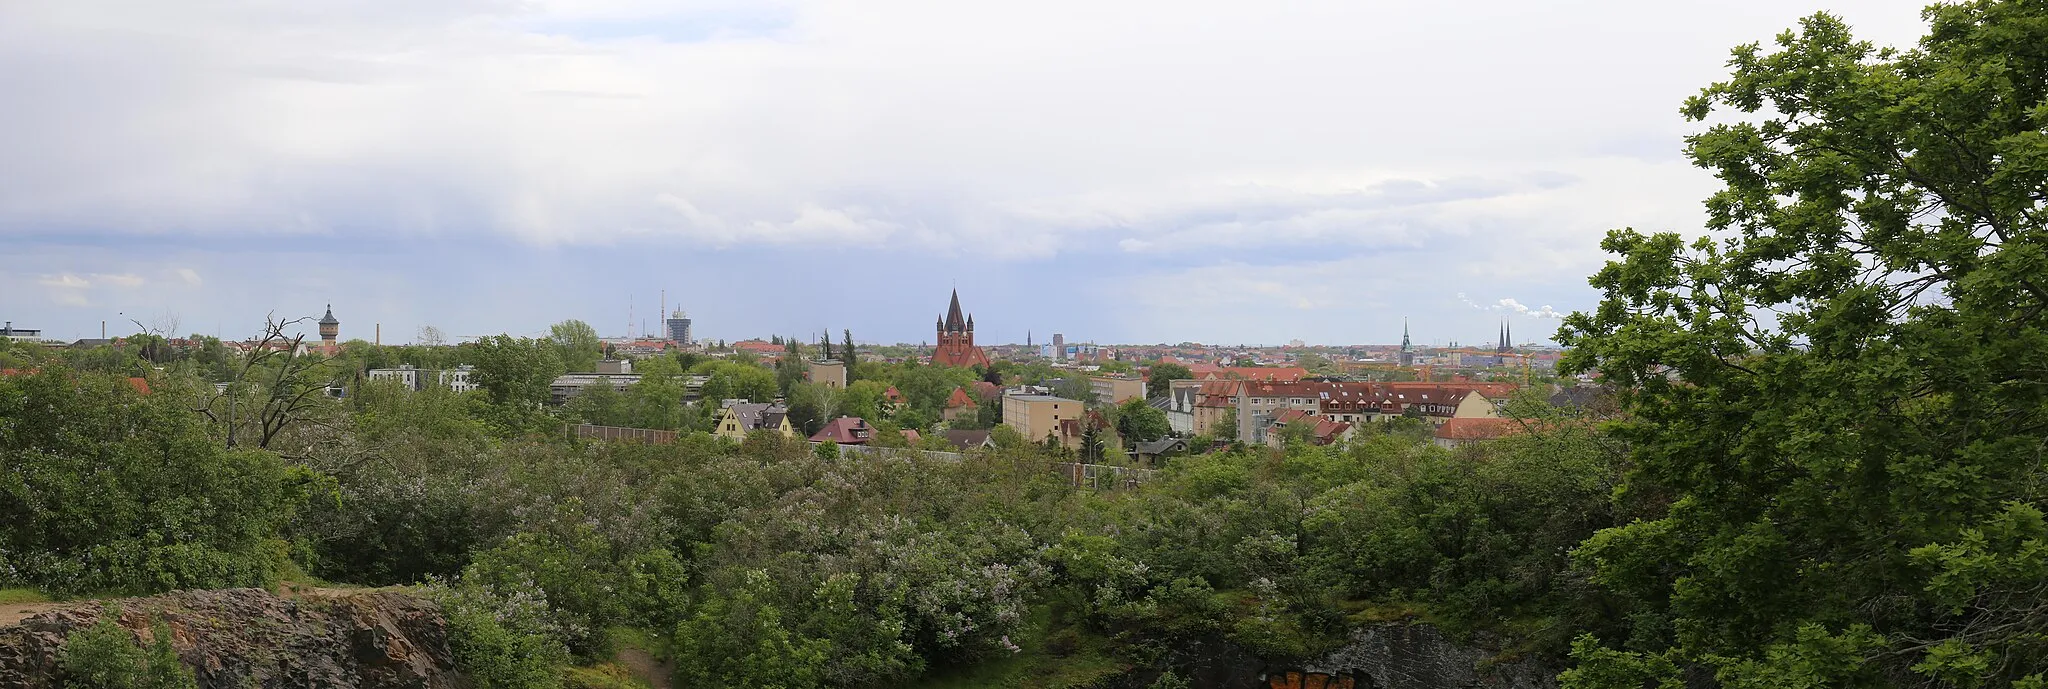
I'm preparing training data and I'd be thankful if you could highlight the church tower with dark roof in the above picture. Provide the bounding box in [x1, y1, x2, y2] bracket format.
[931, 289, 991, 368]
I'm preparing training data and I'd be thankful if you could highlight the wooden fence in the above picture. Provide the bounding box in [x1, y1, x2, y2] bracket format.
[572, 424, 678, 444]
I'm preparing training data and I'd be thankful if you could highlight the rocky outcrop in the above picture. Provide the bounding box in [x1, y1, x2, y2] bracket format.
[1292, 624, 1554, 689]
[1150, 623, 1556, 689]
[0, 587, 464, 689]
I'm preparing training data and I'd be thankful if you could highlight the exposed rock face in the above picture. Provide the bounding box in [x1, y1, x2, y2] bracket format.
[1293, 624, 1555, 689]
[0, 588, 464, 689]
[1151, 623, 1555, 689]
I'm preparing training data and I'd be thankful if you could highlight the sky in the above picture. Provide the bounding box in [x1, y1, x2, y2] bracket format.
[0, 0, 1934, 347]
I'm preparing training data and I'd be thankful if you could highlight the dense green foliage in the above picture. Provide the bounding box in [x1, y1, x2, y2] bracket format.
[1558, 3, 2048, 686]
[0, 370, 316, 596]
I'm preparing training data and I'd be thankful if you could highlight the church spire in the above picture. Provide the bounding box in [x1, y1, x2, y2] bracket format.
[944, 289, 967, 332]
[1401, 317, 1411, 350]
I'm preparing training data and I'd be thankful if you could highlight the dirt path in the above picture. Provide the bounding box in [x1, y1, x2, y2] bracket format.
[615, 646, 673, 689]
[0, 602, 70, 627]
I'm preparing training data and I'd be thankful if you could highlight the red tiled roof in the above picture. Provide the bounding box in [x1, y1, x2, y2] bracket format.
[1269, 408, 1350, 444]
[884, 386, 905, 403]
[810, 416, 876, 444]
[901, 429, 921, 444]
[971, 381, 1001, 399]
[1434, 417, 1526, 441]
[945, 387, 978, 409]
[1187, 365, 1308, 382]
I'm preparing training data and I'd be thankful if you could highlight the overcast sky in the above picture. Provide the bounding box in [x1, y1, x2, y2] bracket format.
[1, 0, 1933, 346]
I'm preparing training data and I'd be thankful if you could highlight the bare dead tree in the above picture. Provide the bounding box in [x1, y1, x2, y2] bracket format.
[125, 310, 183, 363]
[195, 313, 336, 451]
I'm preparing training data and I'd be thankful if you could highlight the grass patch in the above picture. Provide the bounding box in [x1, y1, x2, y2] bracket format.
[1341, 599, 1430, 625]
[905, 604, 1129, 689]
[0, 588, 52, 605]
[564, 663, 651, 689]
[608, 626, 670, 659]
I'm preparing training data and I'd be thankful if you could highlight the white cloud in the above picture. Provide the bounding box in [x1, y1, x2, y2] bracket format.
[1496, 298, 1565, 319]
[39, 274, 90, 289]
[177, 268, 203, 285]
[96, 273, 145, 288]
[1457, 293, 1568, 319]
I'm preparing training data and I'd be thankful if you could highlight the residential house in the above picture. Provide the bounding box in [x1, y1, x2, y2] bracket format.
[1264, 409, 1352, 447]
[1132, 437, 1189, 465]
[810, 416, 877, 445]
[714, 402, 795, 441]
[1223, 380, 1514, 443]
[943, 387, 979, 423]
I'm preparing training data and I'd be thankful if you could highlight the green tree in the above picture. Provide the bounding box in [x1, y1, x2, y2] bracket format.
[693, 361, 776, 404]
[673, 570, 829, 689]
[1558, 5, 2048, 686]
[562, 378, 624, 426]
[840, 380, 890, 423]
[1115, 397, 1171, 445]
[785, 382, 840, 436]
[842, 330, 857, 383]
[1146, 363, 1192, 399]
[469, 335, 563, 409]
[548, 320, 603, 373]
[0, 368, 316, 595]
[1053, 376, 1096, 406]
[777, 339, 806, 396]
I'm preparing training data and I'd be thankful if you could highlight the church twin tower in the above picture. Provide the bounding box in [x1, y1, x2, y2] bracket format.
[931, 289, 991, 368]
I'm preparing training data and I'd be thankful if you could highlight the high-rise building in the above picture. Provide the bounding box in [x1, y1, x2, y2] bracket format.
[665, 310, 693, 345]
[931, 289, 991, 368]
[1052, 333, 1065, 362]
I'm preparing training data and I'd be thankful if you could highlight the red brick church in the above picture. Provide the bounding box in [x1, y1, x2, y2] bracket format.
[931, 290, 991, 368]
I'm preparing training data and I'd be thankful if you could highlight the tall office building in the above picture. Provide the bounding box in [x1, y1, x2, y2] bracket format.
[665, 310, 693, 346]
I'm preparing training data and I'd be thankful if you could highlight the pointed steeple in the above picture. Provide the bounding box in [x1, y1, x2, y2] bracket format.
[319, 304, 339, 326]
[1400, 317, 1411, 350]
[944, 289, 966, 332]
